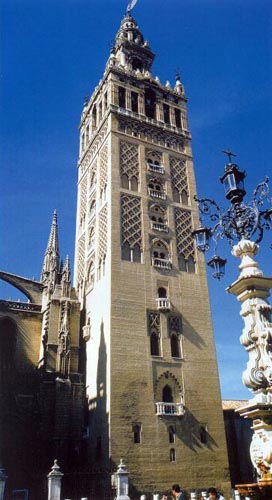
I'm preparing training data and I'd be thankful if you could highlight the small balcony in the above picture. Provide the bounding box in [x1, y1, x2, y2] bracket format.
[148, 189, 166, 200]
[156, 402, 185, 416]
[146, 162, 165, 175]
[150, 221, 168, 233]
[82, 325, 91, 341]
[156, 297, 171, 312]
[152, 257, 172, 270]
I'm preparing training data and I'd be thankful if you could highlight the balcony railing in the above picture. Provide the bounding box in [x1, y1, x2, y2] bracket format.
[146, 162, 165, 174]
[0, 300, 41, 313]
[156, 298, 171, 312]
[156, 402, 185, 416]
[150, 221, 168, 233]
[152, 257, 172, 270]
[148, 189, 166, 200]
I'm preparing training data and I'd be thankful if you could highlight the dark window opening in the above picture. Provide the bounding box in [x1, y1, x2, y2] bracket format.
[175, 108, 182, 128]
[162, 385, 173, 403]
[132, 58, 143, 71]
[171, 333, 181, 358]
[200, 426, 208, 444]
[133, 424, 141, 443]
[163, 104, 170, 124]
[173, 187, 180, 203]
[119, 86, 126, 108]
[181, 190, 188, 205]
[169, 426, 175, 444]
[122, 243, 131, 261]
[133, 244, 141, 263]
[150, 332, 160, 356]
[92, 105, 97, 129]
[158, 287, 167, 298]
[121, 174, 129, 189]
[131, 91, 139, 113]
[187, 256, 196, 274]
[130, 176, 138, 192]
[170, 448, 176, 462]
[145, 89, 156, 119]
[178, 255, 187, 272]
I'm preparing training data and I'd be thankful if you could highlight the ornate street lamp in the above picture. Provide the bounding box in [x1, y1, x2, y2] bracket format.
[193, 151, 272, 497]
[0, 466, 7, 500]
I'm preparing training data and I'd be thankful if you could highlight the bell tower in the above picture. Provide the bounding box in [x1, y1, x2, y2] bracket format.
[74, 10, 230, 498]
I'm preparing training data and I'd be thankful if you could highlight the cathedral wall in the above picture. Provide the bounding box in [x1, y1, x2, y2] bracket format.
[0, 309, 42, 370]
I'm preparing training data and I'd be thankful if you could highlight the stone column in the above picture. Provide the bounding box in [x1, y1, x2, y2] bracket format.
[47, 460, 63, 500]
[227, 239, 272, 486]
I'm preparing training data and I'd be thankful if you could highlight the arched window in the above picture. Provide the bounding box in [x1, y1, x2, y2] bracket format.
[87, 261, 94, 289]
[118, 86, 126, 108]
[92, 105, 97, 130]
[89, 199, 96, 219]
[169, 426, 175, 444]
[170, 448, 176, 462]
[0, 318, 17, 373]
[162, 385, 173, 403]
[152, 241, 169, 262]
[170, 333, 181, 358]
[178, 254, 187, 272]
[200, 426, 208, 444]
[173, 187, 180, 203]
[150, 332, 160, 356]
[130, 176, 138, 192]
[133, 244, 141, 263]
[89, 227, 95, 249]
[90, 171, 96, 190]
[145, 89, 156, 119]
[158, 287, 167, 298]
[133, 424, 141, 444]
[181, 189, 188, 206]
[121, 173, 129, 189]
[187, 256, 196, 274]
[122, 242, 131, 261]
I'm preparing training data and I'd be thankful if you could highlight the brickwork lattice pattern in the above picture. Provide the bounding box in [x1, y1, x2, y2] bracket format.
[174, 208, 195, 259]
[170, 156, 188, 195]
[80, 176, 87, 223]
[120, 140, 139, 180]
[98, 205, 107, 259]
[77, 235, 85, 284]
[168, 315, 182, 335]
[121, 195, 142, 248]
[100, 144, 108, 192]
[148, 312, 160, 334]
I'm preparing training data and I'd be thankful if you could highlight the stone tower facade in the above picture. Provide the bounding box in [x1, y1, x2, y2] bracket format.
[74, 12, 230, 499]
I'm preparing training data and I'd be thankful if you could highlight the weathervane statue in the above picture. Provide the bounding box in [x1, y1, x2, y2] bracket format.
[126, 0, 138, 14]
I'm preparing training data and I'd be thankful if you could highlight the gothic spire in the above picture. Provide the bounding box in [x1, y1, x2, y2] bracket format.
[41, 210, 60, 288]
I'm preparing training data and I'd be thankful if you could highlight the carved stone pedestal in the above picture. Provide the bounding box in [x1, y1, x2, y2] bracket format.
[227, 240, 272, 495]
[236, 482, 272, 500]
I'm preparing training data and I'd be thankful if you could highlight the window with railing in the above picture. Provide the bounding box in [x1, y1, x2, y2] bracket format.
[151, 241, 171, 270]
[146, 158, 164, 174]
[149, 204, 168, 232]
[148, 180, 166, 200]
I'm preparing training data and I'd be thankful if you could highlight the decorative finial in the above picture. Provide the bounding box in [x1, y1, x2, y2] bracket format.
[126, 0, 138, 14]
[222, 148, 237, 164]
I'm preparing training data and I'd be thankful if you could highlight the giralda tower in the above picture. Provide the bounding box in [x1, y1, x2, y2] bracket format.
[74, 6, 230, 498]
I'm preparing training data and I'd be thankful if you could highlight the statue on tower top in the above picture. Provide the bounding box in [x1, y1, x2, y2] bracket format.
[126, 0, 138, 14]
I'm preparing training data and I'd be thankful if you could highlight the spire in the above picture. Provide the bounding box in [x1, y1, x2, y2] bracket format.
[61, 255, 71, 297]
[41, 210, 60, 289]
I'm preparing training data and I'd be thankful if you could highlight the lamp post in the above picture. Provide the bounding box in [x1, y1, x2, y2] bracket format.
[0, 466, 7, 500]
[193, 151, 272, 497]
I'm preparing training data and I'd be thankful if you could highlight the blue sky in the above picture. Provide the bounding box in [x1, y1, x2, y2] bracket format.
[1, 0, 271, 399]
